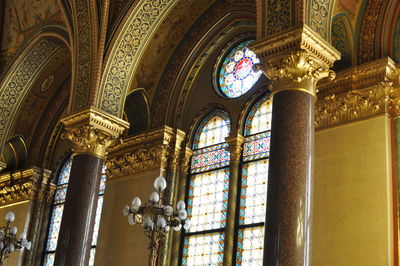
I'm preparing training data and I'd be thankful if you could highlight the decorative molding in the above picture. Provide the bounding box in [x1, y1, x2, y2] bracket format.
[61, 107, 129, 158]
[0, 39, 61, 152]
[70, 0, 94, 111]
[307, 0, 331, 40]
[151, 0, 256, 128]
[251, 25, 340, 69]
[265, 0, 291, 36]
[251, 26, 340, 97]
[106, 126, 186, 179]
[358, 0, 386, 64]
[99, 0, 179, 117]
[0, 167, 52, 206]
[315, 58, 400, 128]
[317, 57, 398, 96]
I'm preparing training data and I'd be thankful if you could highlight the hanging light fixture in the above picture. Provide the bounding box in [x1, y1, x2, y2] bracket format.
[123, 176, 190, 266]
[0, 211, 31, 265]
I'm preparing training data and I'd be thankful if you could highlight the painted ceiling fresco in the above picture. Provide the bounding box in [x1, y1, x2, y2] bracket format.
[1, 0, 60, 52]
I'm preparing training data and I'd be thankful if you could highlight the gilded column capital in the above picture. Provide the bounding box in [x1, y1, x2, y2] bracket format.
[251, 25, 341, 98]
[61, 107, 130, 159]
[226, 133, 245, 162]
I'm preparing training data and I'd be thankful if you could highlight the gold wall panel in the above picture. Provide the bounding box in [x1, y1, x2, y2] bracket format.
[313, 115, 394, 266]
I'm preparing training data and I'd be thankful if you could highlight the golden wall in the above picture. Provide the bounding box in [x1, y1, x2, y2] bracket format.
[94, 170, 160, 266]
[313, 115, 394, 266]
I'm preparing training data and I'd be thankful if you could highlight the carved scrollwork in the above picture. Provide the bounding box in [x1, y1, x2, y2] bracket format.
[257, 50, 336, 97]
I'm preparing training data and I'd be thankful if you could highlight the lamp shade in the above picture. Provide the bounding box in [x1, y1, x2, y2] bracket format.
[5, 212, 15, 223]
[154, 176, 167, 191]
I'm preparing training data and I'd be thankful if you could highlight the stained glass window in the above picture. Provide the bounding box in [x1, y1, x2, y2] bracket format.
[43, 158, 106, 266]
[234, 94, 272, 263]
[218, 40, 262, 98]
[183, 110, 231, 265]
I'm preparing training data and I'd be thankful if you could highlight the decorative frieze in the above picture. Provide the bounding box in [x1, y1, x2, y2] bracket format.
[106, 126, 186, 179]
[315, 58, 400, 129]
[0, 167, 52, 206]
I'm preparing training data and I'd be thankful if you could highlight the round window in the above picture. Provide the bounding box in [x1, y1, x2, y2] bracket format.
[217, 39, 262, 98]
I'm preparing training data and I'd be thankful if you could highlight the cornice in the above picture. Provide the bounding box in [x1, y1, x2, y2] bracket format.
[0, 167, 53, 206]
[315, 58, 400, 129]
[317, 57, 398, 96]
[106, 126, 186, 179]
[250, 25, 340, 68]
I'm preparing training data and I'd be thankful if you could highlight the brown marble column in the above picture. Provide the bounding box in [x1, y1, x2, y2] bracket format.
[54, 154, 103, 265]
[265, 90, 314, 265]
[250, 26, 340, 265]
[54, 108, 129, 265]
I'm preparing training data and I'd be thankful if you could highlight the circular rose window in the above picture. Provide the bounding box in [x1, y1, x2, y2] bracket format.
[217, 40, 261, 98]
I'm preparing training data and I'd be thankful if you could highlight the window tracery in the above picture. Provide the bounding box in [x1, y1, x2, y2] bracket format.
[217, 40, 262, 98]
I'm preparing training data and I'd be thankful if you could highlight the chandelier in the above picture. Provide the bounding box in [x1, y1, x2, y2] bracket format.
[123, 176, 190, 266]
[0, 211, 31, 265]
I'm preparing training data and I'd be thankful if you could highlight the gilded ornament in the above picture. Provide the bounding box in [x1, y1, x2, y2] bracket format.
[106, 126, 186, 179]
[0, 39, 60, 152]
[99, 0, 178, 117]
[0, 168, 52, 206]
[315, 58, 400, 128]
[61, 107, 129, 159]
[251, 26, 340, 97]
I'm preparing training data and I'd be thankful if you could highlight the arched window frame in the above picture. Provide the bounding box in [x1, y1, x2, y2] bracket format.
[42, 155, 106, 266]
[181, 109, 232, 265]
[234, 93, 272, 264]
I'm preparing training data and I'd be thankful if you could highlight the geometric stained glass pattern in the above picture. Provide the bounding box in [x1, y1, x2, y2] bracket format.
[243, 132, 270, 162]
[240, 160, 269, 225]
[191, 143, 230, 173]
[218, 40, 262, 98]
[245, 94, 272, 136]
[182, 232, 224, 265]
[45, 205, 64, 252]
[187, 168, 229, 232]
[236, 226, 264, 265]
[43, 254, 55, 266]
[192, 110, 231, 149]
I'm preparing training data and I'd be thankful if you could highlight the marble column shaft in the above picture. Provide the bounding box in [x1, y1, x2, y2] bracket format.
[54, 154, 103, 266]
[264, 90, 314, 265]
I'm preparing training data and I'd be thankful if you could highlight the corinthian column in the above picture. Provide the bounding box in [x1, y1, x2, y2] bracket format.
[251, 26, 340, 265]
[54, 107, 129, 266]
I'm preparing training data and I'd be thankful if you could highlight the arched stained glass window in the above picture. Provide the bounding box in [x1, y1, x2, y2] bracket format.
[218, 40, 262, 98]
[182, 110, 231, 265]
[236, 94, 272, 265]
[43, 157, 106, 266]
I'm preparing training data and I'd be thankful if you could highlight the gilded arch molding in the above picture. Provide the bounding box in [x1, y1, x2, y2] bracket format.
[0, 33, 68, 153]
[97, 0, 179, 117]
